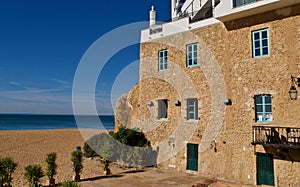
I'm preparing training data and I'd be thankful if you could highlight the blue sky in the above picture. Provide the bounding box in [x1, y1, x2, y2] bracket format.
[0, 0, 171, 114]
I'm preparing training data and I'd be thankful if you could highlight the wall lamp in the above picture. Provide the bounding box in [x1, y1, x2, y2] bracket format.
[289, 75, 300, 100]
[222, 98, 232, 105]
[146, 101, 153, 106]
[172, 100, 181, 106]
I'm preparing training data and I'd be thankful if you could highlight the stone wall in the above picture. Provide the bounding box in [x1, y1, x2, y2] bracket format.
[114, 4, 300, 186]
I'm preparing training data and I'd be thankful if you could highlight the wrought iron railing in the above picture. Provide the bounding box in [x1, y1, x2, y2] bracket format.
[252, 126, 300, 146]
[172, 6, 213, 21]
[181, 0, 202, 18]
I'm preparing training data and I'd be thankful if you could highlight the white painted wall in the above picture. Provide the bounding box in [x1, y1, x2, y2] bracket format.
[141, 17, 220, 42]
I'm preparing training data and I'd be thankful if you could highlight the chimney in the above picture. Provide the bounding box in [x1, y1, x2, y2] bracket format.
[149, 6, 156, 27]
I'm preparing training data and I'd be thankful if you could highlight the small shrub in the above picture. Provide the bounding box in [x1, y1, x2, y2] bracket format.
[0, 157, 17, 187]
[59, 180, 81, 187]
[24, 164, 44, 187]
[83, 142, 97, 158]
[45, 152, 57, 185]
[110, 127, 150, 147]
[71, 151, 83, 182]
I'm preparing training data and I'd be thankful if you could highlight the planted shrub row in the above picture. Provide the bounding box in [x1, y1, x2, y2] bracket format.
[0, 150, 83, 187]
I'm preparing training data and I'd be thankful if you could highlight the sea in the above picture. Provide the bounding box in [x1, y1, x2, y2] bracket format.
[0, 114, 115, 130]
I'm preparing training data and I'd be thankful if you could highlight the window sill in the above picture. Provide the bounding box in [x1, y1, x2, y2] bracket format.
[158, 118, 168, 121]
[253, 54, 270, 59]
[186, 119, 198, 122]
[158, 69, 168, 72]
[186, 64, 198, 68]
[256, 121, 272, 123]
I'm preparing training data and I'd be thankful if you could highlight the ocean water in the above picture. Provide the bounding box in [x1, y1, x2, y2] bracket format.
[0, 114, 115, 130]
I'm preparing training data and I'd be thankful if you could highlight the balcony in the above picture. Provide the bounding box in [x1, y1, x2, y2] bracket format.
[215, 0, 300, 22]
[252, 126, 300, 162]
[252, 126, 300, 146]
[173, 0, 217, 22]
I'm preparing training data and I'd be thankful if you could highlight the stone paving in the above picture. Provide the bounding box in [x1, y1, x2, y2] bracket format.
[80, 167, 259, 187]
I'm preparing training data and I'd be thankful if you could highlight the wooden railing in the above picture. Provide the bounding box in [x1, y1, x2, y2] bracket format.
[252, 126, 300, 147]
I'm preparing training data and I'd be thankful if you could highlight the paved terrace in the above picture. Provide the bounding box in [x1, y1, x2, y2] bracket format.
[80, 167, 266, 187]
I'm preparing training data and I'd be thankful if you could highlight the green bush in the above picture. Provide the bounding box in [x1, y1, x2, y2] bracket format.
[110, 127, 150, 147]
[83, 142, 97, 158]
[71, 151, 83, 182]
[83, 127, 157, 168]
[83, 133, 118, 161]
[45, 152, 57, 185]
[59, 180, 81, 187]
[0, 157, 17, 187]
[24, 164, 44, 187]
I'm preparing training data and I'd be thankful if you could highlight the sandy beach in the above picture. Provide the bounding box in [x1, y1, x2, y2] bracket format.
[0, 129, 114, 186]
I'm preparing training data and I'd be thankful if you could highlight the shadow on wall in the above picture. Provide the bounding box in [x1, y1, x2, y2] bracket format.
[223, 4, 300, 31]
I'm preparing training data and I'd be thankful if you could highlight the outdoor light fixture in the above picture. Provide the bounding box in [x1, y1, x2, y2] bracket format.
[172, 100, 180, 106]
[221, 98, 232, 105]
[146, 101, 153, 106]
[289, 75, 300, 100]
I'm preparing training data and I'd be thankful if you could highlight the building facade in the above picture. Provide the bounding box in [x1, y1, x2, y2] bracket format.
[114, 0, 300, 186]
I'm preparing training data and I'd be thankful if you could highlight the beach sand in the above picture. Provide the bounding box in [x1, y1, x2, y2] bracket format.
[0, 128, 117, 186]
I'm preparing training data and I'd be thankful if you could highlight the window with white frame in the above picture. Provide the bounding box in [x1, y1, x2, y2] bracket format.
[252, 28, 270, 58]
[187, 98, 198, 120]
[158, 49, 168, 71]
[186, 43, 198, 67]
[158, 99, 168, 119]
[233, 0, 257, 8]
[255, 94, 272, 122]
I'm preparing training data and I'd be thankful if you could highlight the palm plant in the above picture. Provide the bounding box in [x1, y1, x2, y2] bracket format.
[71, 151, 83, 182]
[24, 165, 44, 187]
[45, 152, 57, 186]
[0, 157, 17, 187]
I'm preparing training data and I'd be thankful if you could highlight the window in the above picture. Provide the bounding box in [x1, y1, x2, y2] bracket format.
[158, 49, 168, 71]
[186, 43, 198, 67]
[158, 99, 168, 119]
[187, 98, 198, 120]
[252, 28, 270, 58]
[233, 0, 257, 7]
[255, 94, 272, 122]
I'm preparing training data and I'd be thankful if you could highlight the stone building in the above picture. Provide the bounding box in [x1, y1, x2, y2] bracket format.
[114, 0, 300, 186]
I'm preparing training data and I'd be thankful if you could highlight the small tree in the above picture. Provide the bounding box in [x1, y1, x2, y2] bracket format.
[71, 151, 83, 182]
[0, 157, 17, 187]
[45, 152, 57, 186]
[24, 165, 44, 187]
[100, 157, 111, 175]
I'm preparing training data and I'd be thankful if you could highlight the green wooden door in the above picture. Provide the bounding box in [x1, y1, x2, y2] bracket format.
[187, 143, 198, 171]
[257, 153, 274, 186]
